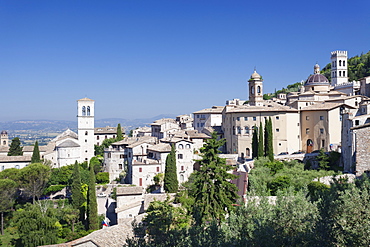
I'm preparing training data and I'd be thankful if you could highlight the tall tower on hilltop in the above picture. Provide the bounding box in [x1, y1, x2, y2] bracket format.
[248, 70, 264, 106]
[0, 131, 8, 146]
[77, 98, 95, 163]
[330, 50, 348, 86]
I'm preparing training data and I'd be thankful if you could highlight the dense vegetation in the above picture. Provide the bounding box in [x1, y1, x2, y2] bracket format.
[322, 50, 370, 81]
[0, 158, 106, 246]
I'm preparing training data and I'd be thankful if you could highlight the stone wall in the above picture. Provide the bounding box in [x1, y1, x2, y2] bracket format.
[354, 124, 370, 175]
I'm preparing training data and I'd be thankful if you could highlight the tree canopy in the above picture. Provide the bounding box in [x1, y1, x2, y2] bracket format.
[164, 144, 178, 193]
[8, 137, 23, 156]
[31, 141, 41, 163]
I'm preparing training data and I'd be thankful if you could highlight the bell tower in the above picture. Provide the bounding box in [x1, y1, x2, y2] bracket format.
[248, 70, 264, 106]
[77, 98, 95, 163]
[0, 131, 9, 146]
[330, 50, 348, 86]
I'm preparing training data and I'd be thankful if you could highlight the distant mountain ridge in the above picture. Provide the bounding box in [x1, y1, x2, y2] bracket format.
[0, 114, 178, 134]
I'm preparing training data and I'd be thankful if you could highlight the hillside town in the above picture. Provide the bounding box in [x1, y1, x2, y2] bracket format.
[2, 50, 370, 246]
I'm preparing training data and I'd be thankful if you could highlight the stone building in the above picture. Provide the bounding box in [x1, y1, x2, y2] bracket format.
[94, 126, 125, 146]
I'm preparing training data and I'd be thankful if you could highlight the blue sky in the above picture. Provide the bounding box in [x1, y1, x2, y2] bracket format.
[1, 0, 369, 121]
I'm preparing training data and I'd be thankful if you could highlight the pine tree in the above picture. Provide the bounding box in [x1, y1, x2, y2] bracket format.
[31, 141, 41, 163]
[252, 125, 258, 159]
[116, 123, 123, 141]
[164, 144, 178, 193]
[258, 122, 264, 158]
[7, 137, 23, 156]
[191, 132, 238, 225]
[71, 161, 85, 221]
[87, 163, 98, 230]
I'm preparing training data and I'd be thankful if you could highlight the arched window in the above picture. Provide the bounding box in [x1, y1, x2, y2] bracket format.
[233, 126, 236, 135]
[343, 71, 346, 77]
[251, 86, 254, 95]
[245, 126, 250, 134]
[339, 71, 342, 77]
[246, 148, 250, 157]
[343, 60, 346, 66]
[119, 164, 123, 169]
[178, 144, 184, 149]
[3, 141, 6, 145]
[85, 131, 88, 135]
[87, 106, 90, 116]
[82, 106, 86, 116]
[180, 174, 184, 182]
[257, 86, 261, 94]
[237, 126, 241, 134]
[339, 60, 342, 66]
[185, 144, 191, 149]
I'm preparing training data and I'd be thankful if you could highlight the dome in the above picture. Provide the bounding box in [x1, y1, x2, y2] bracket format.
[250, 70, 261, 80]
[1, 130, 7, 135]
[305, 74, 329, 86]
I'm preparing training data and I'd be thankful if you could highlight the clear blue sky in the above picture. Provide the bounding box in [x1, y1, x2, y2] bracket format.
[1, 0, 369, 121]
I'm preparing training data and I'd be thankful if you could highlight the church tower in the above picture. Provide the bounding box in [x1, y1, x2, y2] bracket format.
[248, 70, 264, 106]
[330, 50, 348, 86]
[77, 98, 95, 163]
[0, 131, 9, 146]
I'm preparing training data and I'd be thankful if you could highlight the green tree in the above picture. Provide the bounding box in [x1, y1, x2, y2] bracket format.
[317, 148, 329, 170]
[94, 137, 117, 156]
[31, 141, 41, 163]
[71, 161, 85, 221]
[265, 117, 274, 161]
[18, 163, 51, 203]
[116, 123, 123, 141]
[87, 163, 98, 230]
[96, 172, 109, 184]
[7, 137, 23, 156]
[252, 125, 258, 159]
[258, 122, 264, 158]
[13, 203, 59, 247]
[191, 132, 238, 225]
[0, 179, 17, 235]
[164, 144, 178, 193]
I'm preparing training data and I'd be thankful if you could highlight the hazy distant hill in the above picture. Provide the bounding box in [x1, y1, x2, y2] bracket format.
[0, 114, 178, 135]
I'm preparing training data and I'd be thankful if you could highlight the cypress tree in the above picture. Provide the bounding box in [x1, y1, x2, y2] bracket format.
[31, 141, 41, 163]
[71, 161, 85, 221]
[252, 125, 258, 159]
[7, 137, 23, 156]
[164, 144, 178, 193]
[264, 119, 269, 157]
[87, 163, 98, 230]
[258, 122, 264, 158]
[116, 123, 123, 141]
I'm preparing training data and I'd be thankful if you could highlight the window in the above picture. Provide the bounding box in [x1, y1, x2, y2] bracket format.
[343, 71, 346, 77]
[322, 140, 325, 148]
[257, 86, 261, 94]
[139, 178, 142, 186]
[120, 154, 124, 159]
[276, 128, 280, 132]
[306, 128, 309, 134]
[237, 126, 241, 134]
[320, 128, 324, 134]
[181, 166, 184, 171]
[85, 139, 87, 142]
[1, 166, 4, 171]
[244, 117, 248, 121]
[339, 60, 342, 66]
[85, 131, 88, 135]
[97, 136, 99, 140]
[245, 126, 250, 134]
[178, 144, 184, 149]
[233, 126, 236, 135]
[355, 120, 360, 126]
[339, 71, 342, 77]
[237, 117, 240, 121]
[87, 106, 90, 116]
[108, 153, 111, 158]
[276, 116, 279, 120]
[157, 167, 160, 172]
[97, 142, 99, 146]
[178, 154, 183, 159]
[185, 144, 191, 149]
[139, 168, 142, 172]
[15, 165, 20, 169]
[306, 116, 309, 120]
[253, 117, 256, 121]
[82, 106, 86, 116]
[197, 114, 199, 118]
[343, 60, 346, 66]
[119, 164, 123, 169]
[251, 86, 254, 94]
[105, 135, 107, 139]
[320, 116, 324, 120]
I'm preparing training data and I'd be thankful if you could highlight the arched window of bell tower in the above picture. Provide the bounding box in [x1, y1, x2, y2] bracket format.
[343, 60, 346, 66]
[87, 106, 90, 116]
[82, 106, 86, 116]
[257, 86, 261, 94]
[251, 86, 254, 94]
[334, 61, 337, 67]
[343, 71, 346, 77]
[339, 60, 342, 66]
[339, 71, 342, 77]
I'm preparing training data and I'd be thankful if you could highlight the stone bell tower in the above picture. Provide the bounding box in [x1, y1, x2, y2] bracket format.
[248, 70, 264, 106]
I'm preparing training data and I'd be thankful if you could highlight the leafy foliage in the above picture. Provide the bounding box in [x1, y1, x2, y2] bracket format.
[7, 137, 23, 156]
[191, 132, 238, 225]
[164, 144, 178, 193]
[71, 161, 85, 221]
[0, 179, 17, 235]
[96, 172, 109, 184]
[94, 137, 117, 156]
